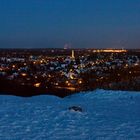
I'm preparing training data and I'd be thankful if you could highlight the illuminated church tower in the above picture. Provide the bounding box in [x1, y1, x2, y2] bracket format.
[71, 50, 75, 59]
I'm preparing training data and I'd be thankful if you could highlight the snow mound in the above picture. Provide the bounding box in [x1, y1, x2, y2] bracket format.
[0, 89, 140, 140]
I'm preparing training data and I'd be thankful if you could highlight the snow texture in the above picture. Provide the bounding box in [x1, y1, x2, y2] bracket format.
[0, 89, 140, 140]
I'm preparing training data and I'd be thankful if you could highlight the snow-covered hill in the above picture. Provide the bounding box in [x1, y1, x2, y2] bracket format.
[0, 89, 140, 140]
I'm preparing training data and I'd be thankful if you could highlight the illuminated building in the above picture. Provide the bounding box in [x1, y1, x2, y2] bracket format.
[93, 49, 127, 53]
[71, 50, 75, 59]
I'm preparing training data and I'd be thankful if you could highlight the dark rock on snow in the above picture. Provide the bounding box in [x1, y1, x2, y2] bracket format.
[68, 106, 83, 112]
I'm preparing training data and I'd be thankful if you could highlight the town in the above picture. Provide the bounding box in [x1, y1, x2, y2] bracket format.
[0, 48, 140, 97]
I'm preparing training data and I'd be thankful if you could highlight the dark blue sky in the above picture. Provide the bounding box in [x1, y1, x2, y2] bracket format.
[0, 0, 140, 48]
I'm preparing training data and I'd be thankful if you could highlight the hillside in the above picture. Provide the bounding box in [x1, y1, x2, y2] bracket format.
[0, 90, 140, 139]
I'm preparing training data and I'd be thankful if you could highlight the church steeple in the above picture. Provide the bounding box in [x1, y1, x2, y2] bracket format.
[71, 50, 75, 59]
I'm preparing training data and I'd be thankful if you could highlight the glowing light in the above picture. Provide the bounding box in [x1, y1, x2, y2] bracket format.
[21, 73, 27, 77]
[93, 49, 127, 53]
[35, 76, 38, 79]
[12, 65, 16, 68]
[78, 80, 83, 84]
[55, 83, 59, 86]
[70, 74, 74, 80]
[65, 80, 71, 86]
[125, 64, 129, 67]
[34, 83, 41, 88]
[67, 83, 71, 86]
[134, 63, 139, 66]
[48, 74, 51, 78]
[65, 81, 69, 84]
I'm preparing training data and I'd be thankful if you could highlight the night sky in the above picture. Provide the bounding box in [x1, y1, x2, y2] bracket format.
[0, 0, 140, 48]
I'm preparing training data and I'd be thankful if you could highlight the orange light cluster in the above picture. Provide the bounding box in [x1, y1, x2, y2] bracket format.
[34, 83, 41, 88]
[93, 49, 127, 53]
[21, 73, 27, 77]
